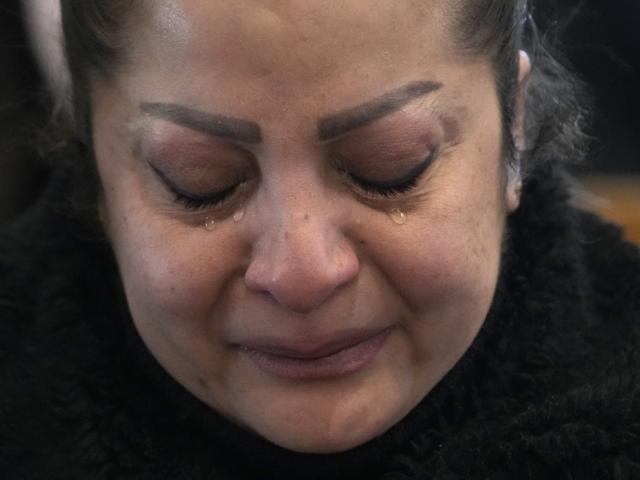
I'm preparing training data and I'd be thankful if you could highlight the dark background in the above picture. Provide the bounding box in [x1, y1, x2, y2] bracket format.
[1, 0, 48, 223]
[1, 0, 639, 224]
[534, 0, 640, 175]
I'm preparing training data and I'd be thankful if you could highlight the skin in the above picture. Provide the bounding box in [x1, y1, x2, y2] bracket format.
[92, 0, 529, 453]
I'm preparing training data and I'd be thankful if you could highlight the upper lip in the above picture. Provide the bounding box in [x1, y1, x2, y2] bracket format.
[237, 327, 392, 360]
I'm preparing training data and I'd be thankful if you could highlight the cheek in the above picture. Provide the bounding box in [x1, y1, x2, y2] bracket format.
[389, 222, 501, 311]
[111, 217, 244, 340]
[363, 186, 505, 363]
[96, 136, 244, 338]
[380, 181, 504, 309]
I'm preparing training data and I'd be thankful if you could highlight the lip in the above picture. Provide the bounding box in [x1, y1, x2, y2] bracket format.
[238, 327, 393, 380]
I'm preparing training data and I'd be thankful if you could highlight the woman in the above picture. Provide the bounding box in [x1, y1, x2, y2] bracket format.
[1, 0, 639, 478]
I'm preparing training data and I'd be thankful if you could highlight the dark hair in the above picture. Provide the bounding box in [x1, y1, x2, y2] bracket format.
[58, 0, 590, 223]
[449, 0, 590, 170]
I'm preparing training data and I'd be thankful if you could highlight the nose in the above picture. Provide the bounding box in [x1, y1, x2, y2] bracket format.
[244, 206, 360, 314]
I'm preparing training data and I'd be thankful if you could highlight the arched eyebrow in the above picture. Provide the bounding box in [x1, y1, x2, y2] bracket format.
[138, 80, 442, 145]
[139, 102, 263, 144]
[317, 80, 443, 141]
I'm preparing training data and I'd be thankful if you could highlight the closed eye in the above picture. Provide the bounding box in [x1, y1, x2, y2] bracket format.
[171, 184, 239, 211]
[148, 161, 241, 211]
[340, 150, 436, 198]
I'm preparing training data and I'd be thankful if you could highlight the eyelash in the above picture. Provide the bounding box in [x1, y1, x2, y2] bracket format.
[336, 150, 436, 199]
[147, 160, 239, 211]
[172, 184, 238, 211]
[167, 150, 436, 211]
[348, 173, 421, 198]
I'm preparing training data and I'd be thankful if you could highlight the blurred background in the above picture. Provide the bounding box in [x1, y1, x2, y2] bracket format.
[1, 0, 639, 241]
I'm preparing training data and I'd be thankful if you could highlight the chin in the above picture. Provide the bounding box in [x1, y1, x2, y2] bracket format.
[261, 421, 388, 454]
[239, 389, 406, 454]
[220, 333, 419, 454]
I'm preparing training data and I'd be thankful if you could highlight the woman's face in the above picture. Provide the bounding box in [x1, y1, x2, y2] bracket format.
[93, 0, 523, 453]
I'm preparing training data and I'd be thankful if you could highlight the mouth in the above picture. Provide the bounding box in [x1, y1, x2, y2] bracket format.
[238, 327, 393, 380]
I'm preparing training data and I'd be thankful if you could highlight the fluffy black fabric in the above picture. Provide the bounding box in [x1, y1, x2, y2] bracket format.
[0, 160, 639, 479]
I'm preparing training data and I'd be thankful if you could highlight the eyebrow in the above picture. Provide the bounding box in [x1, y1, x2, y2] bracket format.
[139, 80, 442, 145]
[140, 102, 263, 144]
[317, 80, 443, 141]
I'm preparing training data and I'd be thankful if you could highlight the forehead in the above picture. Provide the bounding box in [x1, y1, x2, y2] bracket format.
[141, 0, 450, 57]
[125, 1, 457, 99]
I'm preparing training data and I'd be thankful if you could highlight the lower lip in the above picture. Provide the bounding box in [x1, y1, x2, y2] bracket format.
[240, 329, 392, 380]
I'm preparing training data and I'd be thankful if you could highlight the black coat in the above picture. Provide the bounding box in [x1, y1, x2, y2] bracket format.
[1, 161, 639, 479]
